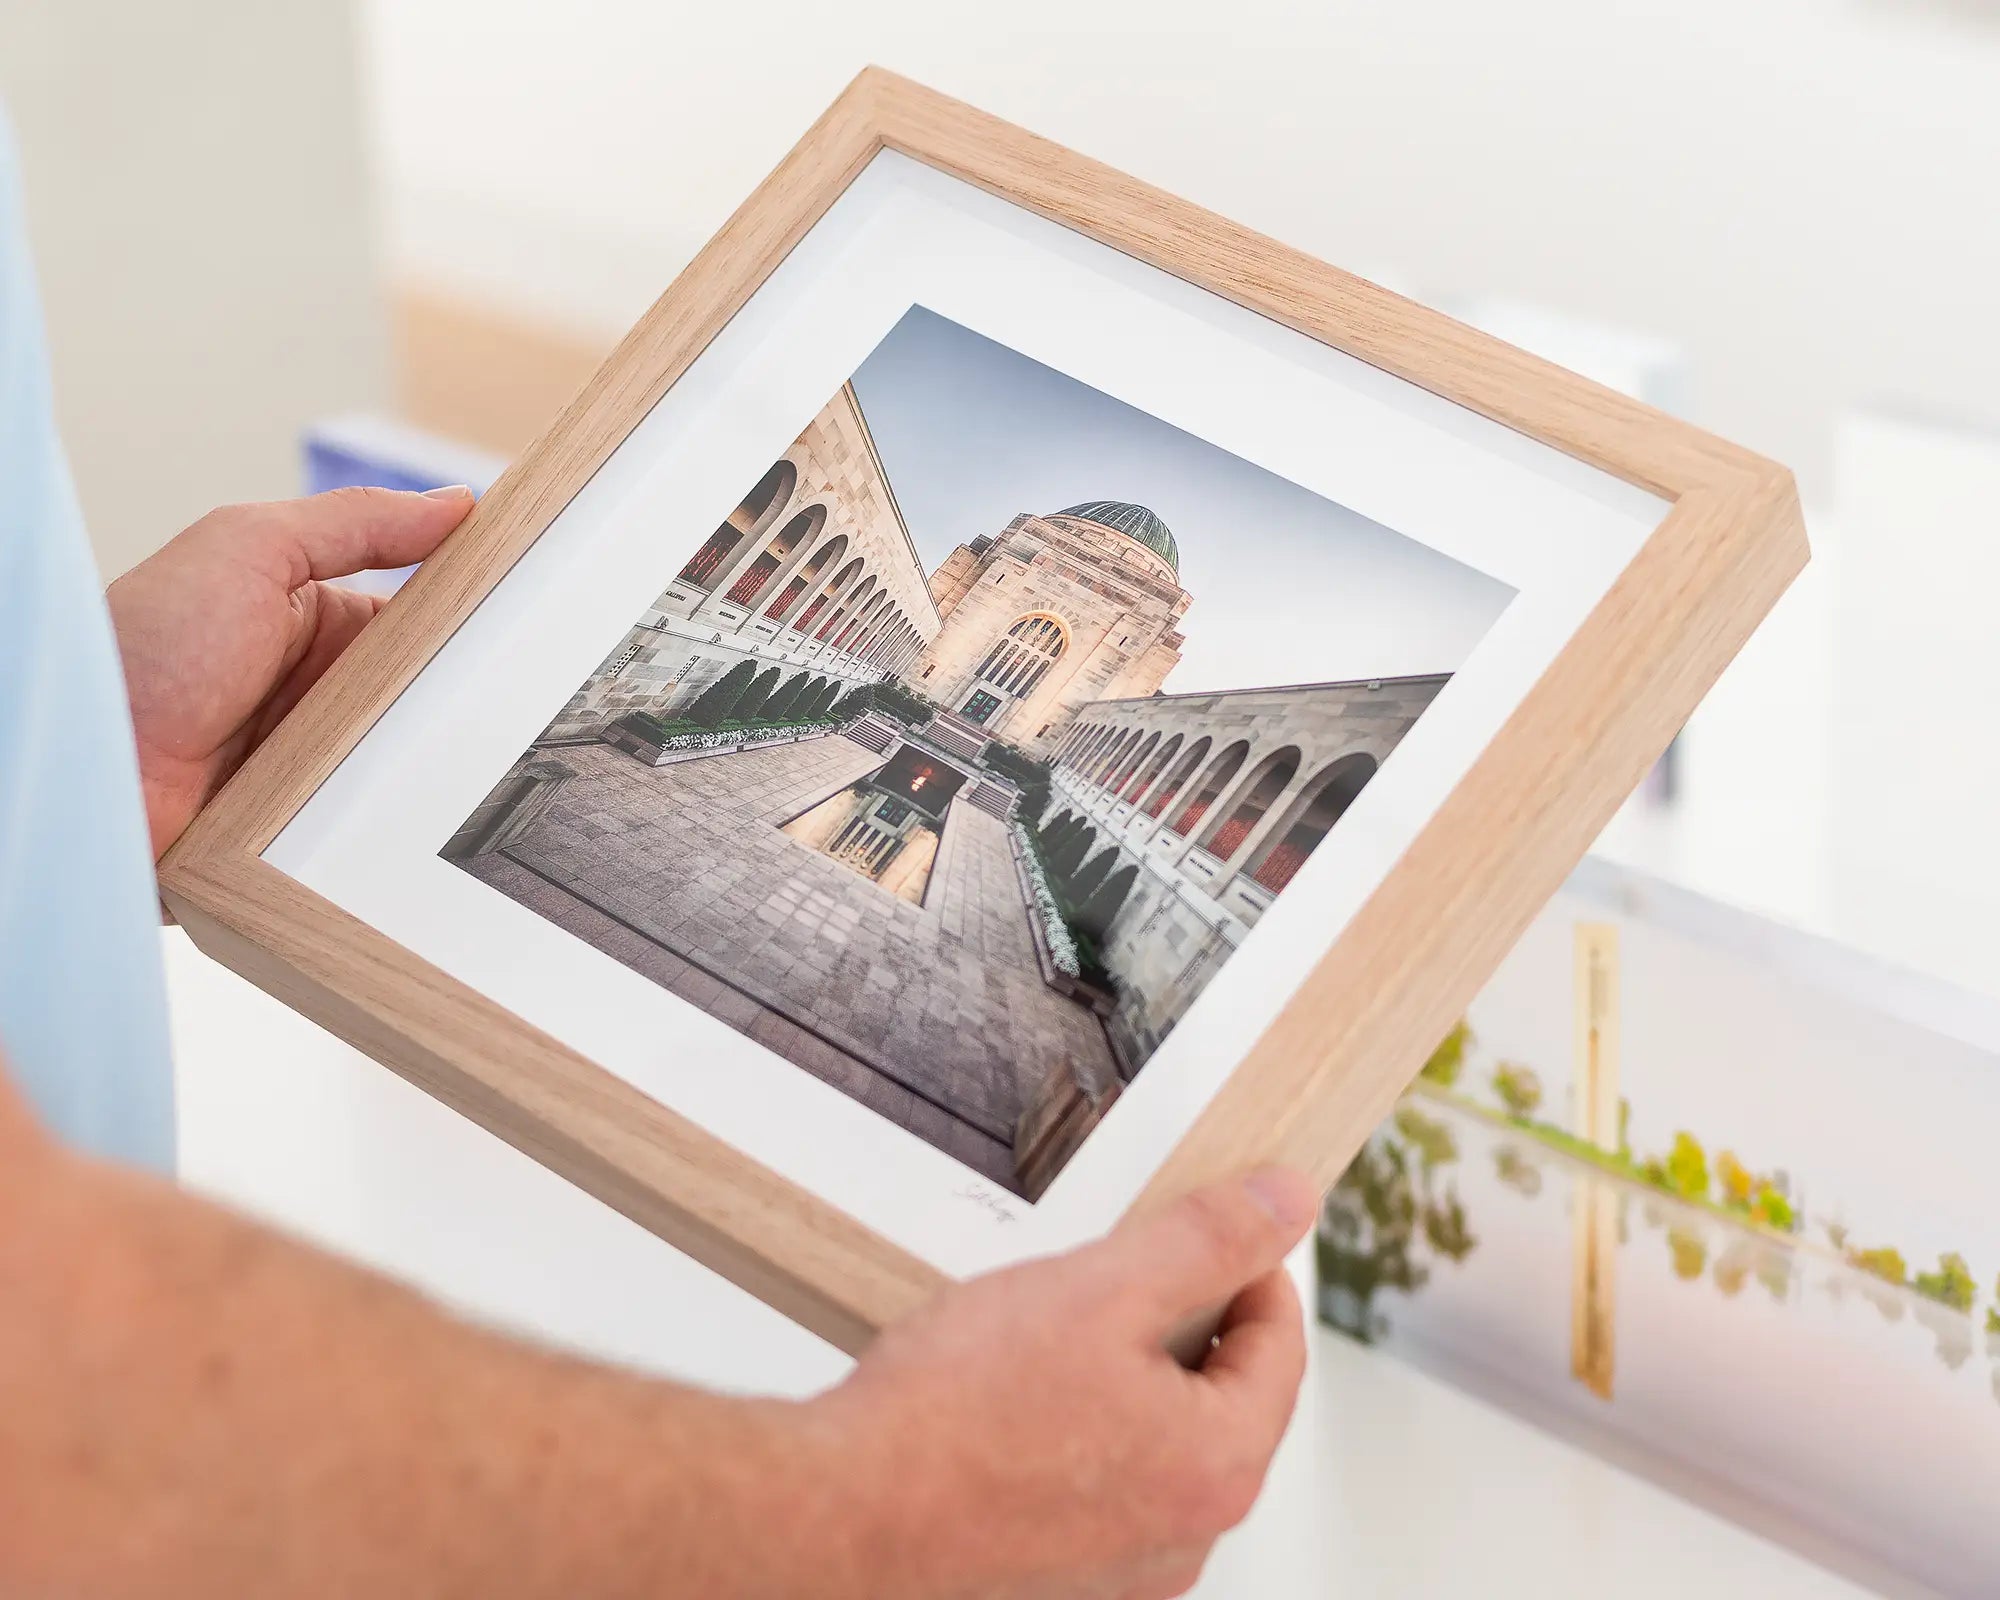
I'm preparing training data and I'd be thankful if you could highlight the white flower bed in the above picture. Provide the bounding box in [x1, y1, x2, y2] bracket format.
[648, 719, 836, 753]
[1016, 824, 1081, 978]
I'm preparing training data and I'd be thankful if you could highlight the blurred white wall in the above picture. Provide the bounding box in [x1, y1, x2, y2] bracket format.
[0, 0, 387, 576]
[361, 0, 2000, 498]
[1829, 410, 2000, 996]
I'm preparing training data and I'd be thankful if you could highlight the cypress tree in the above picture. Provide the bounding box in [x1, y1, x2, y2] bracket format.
[1076, 864, 1139, 943]
[733, 666, 783, 723]
[1067, 846, 1120, 905]
[1048, 826, 1096, 883]
[761, 671, 810, 723]
[685, 660, 757, 728]
[1040, 808, 1076, 846]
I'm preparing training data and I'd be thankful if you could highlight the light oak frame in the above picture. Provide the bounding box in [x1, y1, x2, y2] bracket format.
[160, 68, 1807, 1354]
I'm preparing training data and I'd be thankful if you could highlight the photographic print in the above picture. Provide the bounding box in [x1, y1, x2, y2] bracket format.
[1319, 862, 2000, 1596]
[442, 306, 1513, 1201]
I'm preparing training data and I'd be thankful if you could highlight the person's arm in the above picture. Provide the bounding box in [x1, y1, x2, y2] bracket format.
[0, 1052, 1311, 1598]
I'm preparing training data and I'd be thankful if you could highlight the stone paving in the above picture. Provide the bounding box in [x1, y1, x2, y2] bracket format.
[457, 734, 1117, 1194]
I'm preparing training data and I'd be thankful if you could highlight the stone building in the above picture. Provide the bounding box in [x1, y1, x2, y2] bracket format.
[539, 382, 941, 742]
[911, 502, 1192, 756]
[1040, 673, 1449, 1068]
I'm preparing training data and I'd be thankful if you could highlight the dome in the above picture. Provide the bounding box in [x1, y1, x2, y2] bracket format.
[1055, 501, 1178, 574]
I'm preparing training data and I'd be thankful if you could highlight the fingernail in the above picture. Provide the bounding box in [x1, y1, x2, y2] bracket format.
[424, 484, 473, 500]
[1244, 1168, 1315, 1230]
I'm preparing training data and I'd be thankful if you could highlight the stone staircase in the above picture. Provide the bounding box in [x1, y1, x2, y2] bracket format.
[966, 779, 1019, 820]
[922, 711, 991, 764]
[844, 712, 899, 754]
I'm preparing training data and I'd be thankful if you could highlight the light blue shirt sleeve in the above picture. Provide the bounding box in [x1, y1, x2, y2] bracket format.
[0, 112, 176, 1171]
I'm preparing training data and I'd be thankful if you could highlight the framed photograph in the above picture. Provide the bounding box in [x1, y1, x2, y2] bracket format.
[1320, 856, 2000, 1595]
[160, 68, 1806, 1352]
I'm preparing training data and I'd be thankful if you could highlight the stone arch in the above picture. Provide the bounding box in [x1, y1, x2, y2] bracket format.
[1127, 733, 1183, 807]
[1200, 745, 1301, 860]
[1245, 751, 1378, 892]
[766, 529, 846, 623]
[1088, 726, 1124, 776]
[1144, 736, 1209, 819]
[1111, 731, 1160, 798]
[851, 598, 890, 657]
[836, 589, 891, 652]
[1169, 740, 1249, 838]
[863, 604, 904, 662]
[861, 595, 898, 653]
[1094, 728, 1142, 786]
[819, 573, 877, 643]
[1068, 724, 1108, 769]
[724, 502, 824, 610]
[679, 459, 796, 589]
[800, 558, 864, 637]
[974, 612, 1070, 700]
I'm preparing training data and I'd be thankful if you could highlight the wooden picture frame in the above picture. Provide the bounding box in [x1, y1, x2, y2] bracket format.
[160, 67, 1806, 1355]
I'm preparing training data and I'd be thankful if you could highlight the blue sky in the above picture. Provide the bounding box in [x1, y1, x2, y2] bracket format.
[848, 305, 1514, 694]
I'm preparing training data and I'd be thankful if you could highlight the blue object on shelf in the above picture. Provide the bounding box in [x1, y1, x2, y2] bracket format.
[301, 414, 508, 596]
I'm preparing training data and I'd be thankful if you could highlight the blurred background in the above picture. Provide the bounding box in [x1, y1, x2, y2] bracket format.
[12, 0, 2000, 979]
[5, 2, 1997, 1594]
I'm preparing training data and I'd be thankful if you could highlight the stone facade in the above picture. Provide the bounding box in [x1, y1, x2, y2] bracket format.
[1039, 674, 1449, 1068]
[540, 383, 942, 743]
[910, 511, 1191, 757]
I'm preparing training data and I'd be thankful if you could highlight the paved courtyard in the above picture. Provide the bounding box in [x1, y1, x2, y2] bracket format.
[457, 734, 1118, 1193]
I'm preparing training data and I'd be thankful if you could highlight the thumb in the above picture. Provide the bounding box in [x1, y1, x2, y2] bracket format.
[252, 484, 478, 588]
[1094, 1168, 1318, 1333]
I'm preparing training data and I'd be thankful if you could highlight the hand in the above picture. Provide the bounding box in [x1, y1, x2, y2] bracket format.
[809, 1168, 1317, 1600]
[106, 486, 477, 858]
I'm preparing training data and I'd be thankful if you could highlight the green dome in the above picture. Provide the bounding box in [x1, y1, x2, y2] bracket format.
[1056, 501, 1178, 574]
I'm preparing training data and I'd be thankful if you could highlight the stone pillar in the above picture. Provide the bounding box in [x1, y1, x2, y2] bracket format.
[859, 608, 900, 665]
[832, 598, 879, 665]
[1080, 725, 1119, 777]
[1125, 742, 1177, 813]
[853, 611, 886, 664]
[857, 596, 896, 656]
